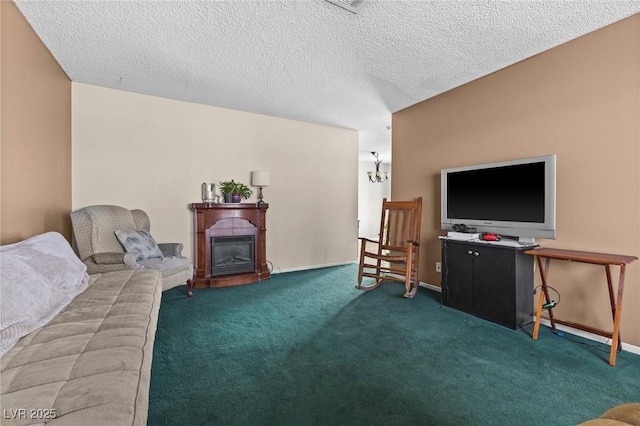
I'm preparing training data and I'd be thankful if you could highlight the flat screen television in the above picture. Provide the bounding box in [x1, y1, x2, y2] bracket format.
[441, 154, 556, 242]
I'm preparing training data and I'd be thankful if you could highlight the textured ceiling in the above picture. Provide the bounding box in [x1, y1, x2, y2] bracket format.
[14, 1, 640, 163]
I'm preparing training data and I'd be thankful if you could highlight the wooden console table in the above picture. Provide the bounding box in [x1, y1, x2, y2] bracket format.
[190, 203, 270, 288]
[524, 247, 637, 366]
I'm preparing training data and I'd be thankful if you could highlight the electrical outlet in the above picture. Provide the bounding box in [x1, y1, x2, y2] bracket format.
[435, 262, 441, 273]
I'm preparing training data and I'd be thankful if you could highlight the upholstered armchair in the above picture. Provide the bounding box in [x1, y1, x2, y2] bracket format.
[70, 205, 193, 296]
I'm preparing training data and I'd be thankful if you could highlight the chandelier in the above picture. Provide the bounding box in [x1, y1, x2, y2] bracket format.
[367, 152, 389, 183]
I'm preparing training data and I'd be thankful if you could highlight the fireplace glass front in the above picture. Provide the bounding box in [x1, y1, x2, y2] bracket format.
[210, 235, 255, 276]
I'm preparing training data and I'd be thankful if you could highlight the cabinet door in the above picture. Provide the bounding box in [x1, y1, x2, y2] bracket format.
[473, 246, 517, 328]
[442, 241, 474, 314]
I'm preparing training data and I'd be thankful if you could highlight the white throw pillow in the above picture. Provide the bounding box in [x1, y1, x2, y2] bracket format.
[114, 229, 164, 261]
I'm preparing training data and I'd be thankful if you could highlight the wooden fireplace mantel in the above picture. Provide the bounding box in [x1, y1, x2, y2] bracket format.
[190, 202, 270, 288]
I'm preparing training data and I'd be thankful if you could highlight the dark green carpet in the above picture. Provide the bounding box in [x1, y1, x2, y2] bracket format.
[149, 264, 640, 425]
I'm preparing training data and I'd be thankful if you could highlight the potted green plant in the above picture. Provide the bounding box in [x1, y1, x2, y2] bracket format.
[218, 180, 235, 202]
[219, 179, 253, 203]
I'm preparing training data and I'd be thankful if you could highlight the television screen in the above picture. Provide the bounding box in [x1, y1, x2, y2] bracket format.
[447, 162, 545, 223]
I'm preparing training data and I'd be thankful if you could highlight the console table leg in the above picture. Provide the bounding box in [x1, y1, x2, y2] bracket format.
[604, 265, 622, 354]
[540, 257, 558, 332]
[609, 264, 626, 366]
[533, 281, 545, 340]
[533, 257, 557, 340]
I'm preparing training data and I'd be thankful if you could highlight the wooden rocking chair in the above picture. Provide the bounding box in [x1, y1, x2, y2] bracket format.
[357, 197, 422, 298]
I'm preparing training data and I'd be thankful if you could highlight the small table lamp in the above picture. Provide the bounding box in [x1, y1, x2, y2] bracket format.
[251, 171, 270, 204]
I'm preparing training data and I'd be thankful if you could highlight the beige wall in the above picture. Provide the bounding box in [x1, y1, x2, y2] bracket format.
[72, 83, 359, 272]
[0, 1, 72, 244]
[393, 15, 640, 347]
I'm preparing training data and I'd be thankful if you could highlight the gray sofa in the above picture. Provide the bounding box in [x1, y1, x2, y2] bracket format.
[1, 232, 166, 425]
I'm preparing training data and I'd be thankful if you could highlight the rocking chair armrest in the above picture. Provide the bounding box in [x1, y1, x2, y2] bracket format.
[407, 239, 420, 247]
[358, 237, 380, 245]
[380, 242, 420, 252]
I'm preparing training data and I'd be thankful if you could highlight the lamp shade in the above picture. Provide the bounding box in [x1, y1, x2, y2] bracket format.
[251, 170, 270, 186]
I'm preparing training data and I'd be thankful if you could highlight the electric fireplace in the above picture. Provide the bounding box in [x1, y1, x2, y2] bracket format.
[190, 202, 270, 288]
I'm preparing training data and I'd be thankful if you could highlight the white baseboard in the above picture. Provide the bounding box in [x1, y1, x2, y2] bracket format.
[419, 281, 441, 292]
[271, 261, 357, 274]
[417, 281, 640, 356]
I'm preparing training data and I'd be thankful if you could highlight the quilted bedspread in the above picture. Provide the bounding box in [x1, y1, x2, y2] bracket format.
[1, 263, 162, 425]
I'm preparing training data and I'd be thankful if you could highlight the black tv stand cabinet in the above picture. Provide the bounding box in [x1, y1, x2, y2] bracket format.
[441, 238, 535, 330]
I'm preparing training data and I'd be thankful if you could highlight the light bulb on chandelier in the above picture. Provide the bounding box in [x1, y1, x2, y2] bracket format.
[367, 152, 389, 183]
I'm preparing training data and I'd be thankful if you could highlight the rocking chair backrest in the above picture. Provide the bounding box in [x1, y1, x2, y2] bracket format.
[380, 197, 422, 249]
